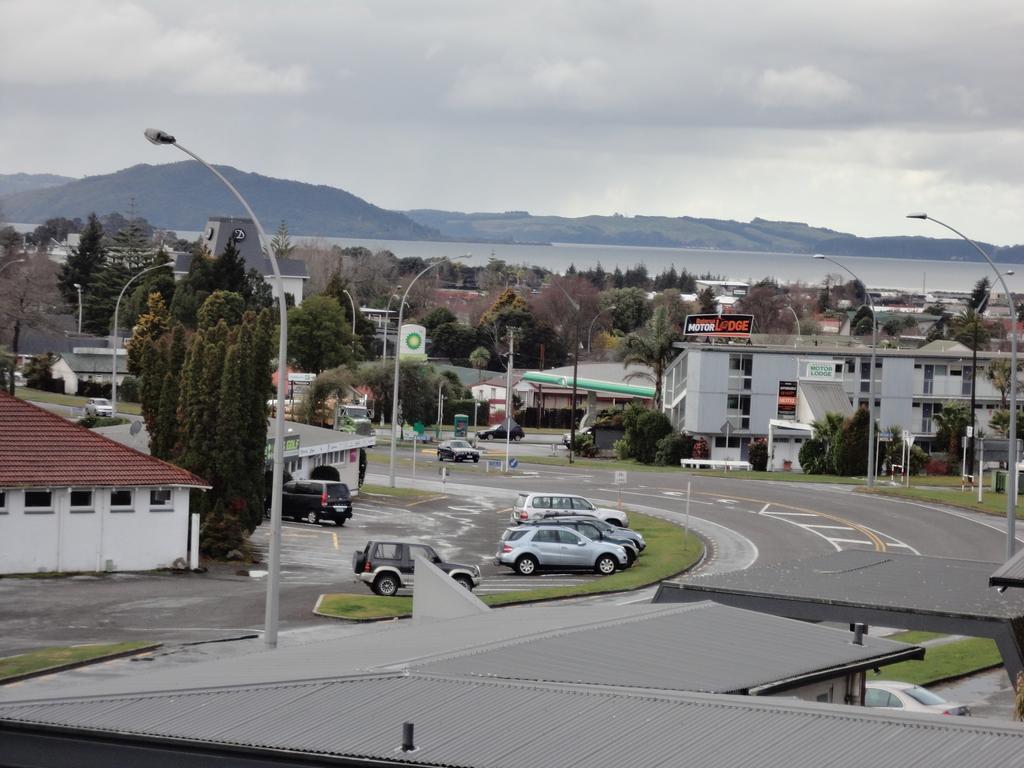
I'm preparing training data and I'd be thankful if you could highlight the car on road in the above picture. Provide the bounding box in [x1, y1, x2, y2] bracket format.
[279, 479, 353, 526]
[353, 541, 482, 596]
[437, 439, 481, 463]
[84, 397, 113, 417]
[523, 517, 642, 565]
[496, 525, 629, 576]
[476, 420, 525, 441]
[510, 492, 629, 528]
[864, 681, 971, 716]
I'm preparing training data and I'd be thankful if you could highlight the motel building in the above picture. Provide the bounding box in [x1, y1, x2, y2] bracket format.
[662, 330, 1009, 471]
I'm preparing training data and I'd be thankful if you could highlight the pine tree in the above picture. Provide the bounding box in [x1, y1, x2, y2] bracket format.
[153, 325, 187, 460]
[138, 337, 165, 439]
[213, 237, 247, 294]
[127, 292, 171, 375]
[171, 245, 216, 327]
[58, 213, 105, 307]
[271, 220, 295, 259]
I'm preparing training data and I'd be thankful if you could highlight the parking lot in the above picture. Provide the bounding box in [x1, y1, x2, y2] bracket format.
[250, 491, 609, 595]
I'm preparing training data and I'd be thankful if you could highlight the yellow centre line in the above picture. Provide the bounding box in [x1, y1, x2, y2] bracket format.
[692, 490, 887, 552]
[332, 532, 339, 551]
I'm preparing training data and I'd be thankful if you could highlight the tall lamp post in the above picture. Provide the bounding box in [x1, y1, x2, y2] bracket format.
[587, 305, 616, 355]
[341, 289, 358, 356]
[110, 261, 174, 416]
[908, 213, 1018, 559]
[73, 283, 83, 333]
[785, 304, 801, 347]
[552, 280, 582, 463]
[388, 255, 469, 487]
[0, 258, 25, 275]
[145, 128, 290, 648]
[814, 254, 877, 487]
[381, 291, 405, 363]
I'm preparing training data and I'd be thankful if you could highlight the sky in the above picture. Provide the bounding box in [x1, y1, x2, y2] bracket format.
[2, 0, 1023, 245]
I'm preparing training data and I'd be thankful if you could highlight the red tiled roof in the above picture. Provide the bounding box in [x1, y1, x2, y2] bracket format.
[0, 392, 208, 489]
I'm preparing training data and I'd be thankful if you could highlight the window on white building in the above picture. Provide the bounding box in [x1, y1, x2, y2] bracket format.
[149, 489, 173, 510]
[70, 489, 94, 512]
[110, 489, 134, 512]
[24, 490, 53, 513]
[0, 490, 6, 514]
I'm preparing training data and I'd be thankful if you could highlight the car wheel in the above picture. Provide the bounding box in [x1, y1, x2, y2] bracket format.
[472, 456, 479, 463]
[452, 574, 473, 591]
[305, 511, 320, 525]
[437, 452, 444, 461]
[515, 555, 538, 576]
[373, 573, 400, 596]
[595, 554, 618, 575]
[624, 549, 636, 567]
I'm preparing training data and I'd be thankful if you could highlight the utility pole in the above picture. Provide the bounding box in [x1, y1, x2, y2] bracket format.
[505, 330, 514, 471]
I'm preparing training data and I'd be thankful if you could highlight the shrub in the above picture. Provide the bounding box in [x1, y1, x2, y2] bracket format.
[692, 437, 709, 459]
[748, 438, 768, 471]
[572, 433, 598, 458]
[655, 432, 692, 466]
[925, 458, 949, 476]
[118, 375, 141, 403]
[617, 404, 673, 464]
[799, 438, 830, 474]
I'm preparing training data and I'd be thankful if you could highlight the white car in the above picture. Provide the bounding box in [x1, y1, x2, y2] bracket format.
[84, 398, 113, 417]
[864, 681, 970, 716]
[510, 492, 628, 528]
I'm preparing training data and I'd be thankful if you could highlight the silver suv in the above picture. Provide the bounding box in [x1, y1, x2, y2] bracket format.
[495, 525, 629, 576]
[510, 492, 628, 528]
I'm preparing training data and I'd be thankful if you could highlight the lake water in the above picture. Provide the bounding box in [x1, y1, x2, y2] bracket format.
[309, 237, 1022, 295]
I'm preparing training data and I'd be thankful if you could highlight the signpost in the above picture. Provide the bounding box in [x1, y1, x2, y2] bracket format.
[614, 470, 627, 510]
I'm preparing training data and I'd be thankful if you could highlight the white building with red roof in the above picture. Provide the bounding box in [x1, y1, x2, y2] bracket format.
[0, 392, 208, 575]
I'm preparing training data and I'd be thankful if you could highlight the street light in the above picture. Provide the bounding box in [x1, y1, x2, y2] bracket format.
[73, 283, 83, 333]
[785, 304, 801, 347]
[814, 254, 878, 487]
[110, 261, 175, 417]
[587, 305, 616, 355]
[145, 128, 290, 648]
[0, 258, 25, 275]
[908, 213, 1018, 559]
[552, 280, 582, 463]
[381, 290, 405, 363]
[387, 255, 470, 487]
[341, 289, 357, 355]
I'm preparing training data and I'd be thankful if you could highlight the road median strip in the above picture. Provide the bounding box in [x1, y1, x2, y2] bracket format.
[0, 641, 162, 685]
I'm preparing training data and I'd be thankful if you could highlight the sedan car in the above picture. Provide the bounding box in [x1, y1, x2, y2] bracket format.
[84, 398, 113, 417]
[523, 517, 639, 566]
[495, 525, 629, 575]
[437, 439, 481, 463]
[864, 681, 971, 716]
[476, 421, 525, 441]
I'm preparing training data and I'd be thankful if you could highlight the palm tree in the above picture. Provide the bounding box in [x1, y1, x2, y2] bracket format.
[621, 306, 679, 410]
[985, 359, 1014, 408]
[469, 346, 491, 382]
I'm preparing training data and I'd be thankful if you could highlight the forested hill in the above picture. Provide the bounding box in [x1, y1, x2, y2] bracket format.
[405, 210, 1024, 263]
[0, 163, 441, 241]
[0, 173, 75, 197]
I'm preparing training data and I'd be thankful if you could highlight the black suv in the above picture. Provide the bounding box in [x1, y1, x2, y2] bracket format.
[352, 541, 482, 596]
[524, 516, 640, 566]
[278, 480, 352, 526]
[476, 421, 525, 441]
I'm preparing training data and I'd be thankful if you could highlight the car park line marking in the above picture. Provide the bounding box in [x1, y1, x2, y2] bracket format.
[332, 532, 339, 550]
[407, 495, 449, 507]
[695, 491, 889, 552]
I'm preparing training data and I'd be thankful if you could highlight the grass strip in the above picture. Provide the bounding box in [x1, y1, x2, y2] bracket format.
[0, 641, 158, 682]
[869, 637, 1002, 686]
[316, 511, 702, 621]
[17, 388, 143, 416]
[863, 486, 1017, 518]
[885, 630, 947, 644]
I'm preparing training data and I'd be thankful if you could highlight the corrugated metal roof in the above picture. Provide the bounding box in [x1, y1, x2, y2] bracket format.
[58, 351, 129, 374]
[799, 380, 854, 421]
[0, 391, 207, 488]
[3, 673, 1024, 768]
[411, 602, 920, 693]
[990, 549, 1024, 589]
[667, 550, 1024, 619]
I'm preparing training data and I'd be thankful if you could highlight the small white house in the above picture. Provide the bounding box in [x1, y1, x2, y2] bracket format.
[50, 347, 128, 395]
[0, 391, 207, 574]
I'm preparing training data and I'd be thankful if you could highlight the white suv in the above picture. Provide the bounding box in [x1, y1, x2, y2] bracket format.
[510, 492, 628, 528]
[85, 398, 113, 417]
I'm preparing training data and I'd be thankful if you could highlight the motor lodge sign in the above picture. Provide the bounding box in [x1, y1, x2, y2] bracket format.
[683, 314, 754, 338]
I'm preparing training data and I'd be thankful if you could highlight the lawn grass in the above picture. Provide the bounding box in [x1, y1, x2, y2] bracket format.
[863, 486, 1017, 518]
[17, 387, 143, 416]
[316, 511, 703, 621]
[885, 630, 947, 644]
[0, 641, 157, 682]
[359, 483, 439, 500]
[869, 637, 1002, 686]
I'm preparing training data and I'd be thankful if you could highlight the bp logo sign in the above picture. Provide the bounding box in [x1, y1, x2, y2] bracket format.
[404, 330, 423, 351]
[399, 323, 428, 360]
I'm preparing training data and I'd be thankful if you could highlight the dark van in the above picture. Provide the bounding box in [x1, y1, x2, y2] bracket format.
[279, 480, 352, 525]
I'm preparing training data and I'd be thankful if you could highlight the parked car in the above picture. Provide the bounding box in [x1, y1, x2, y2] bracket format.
[279, 479, 352, 526]
[437, 439, 481, 463]
[539, 513, 645, 553]
[84, 397, 113, 417]
[476, 420, 525, 441]
[864, 681, 971, 716]
[523, 517, 640, 566]
[496, 525, 629, 576]
[562, 424, 595, 448]
[510, 492, 629, 528]
[352, 541, 482, 596]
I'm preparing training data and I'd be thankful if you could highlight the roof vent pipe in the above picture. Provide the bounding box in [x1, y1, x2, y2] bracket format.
[852, 623, 866, 645]
[402, 722, 415, 752]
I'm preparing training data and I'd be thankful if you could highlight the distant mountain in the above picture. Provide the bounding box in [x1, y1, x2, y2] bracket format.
[0, 172, 76, 198]
[405, 210, 1024, 263]
[0, 163, 441, 241]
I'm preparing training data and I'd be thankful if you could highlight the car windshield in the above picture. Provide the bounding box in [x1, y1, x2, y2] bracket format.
[93, 399, 110, 406]
[450, 441, 470, 448]
[903, 686, 946, 706]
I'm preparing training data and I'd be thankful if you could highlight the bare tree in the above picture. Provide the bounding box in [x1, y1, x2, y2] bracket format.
[0, 253, 62, 392]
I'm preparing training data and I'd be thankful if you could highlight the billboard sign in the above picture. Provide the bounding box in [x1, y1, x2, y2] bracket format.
[804, 360, 838, 380]
[683, 313, 753, 337]
[399, 323, 428, 361]
[777, 380, 797, 419]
